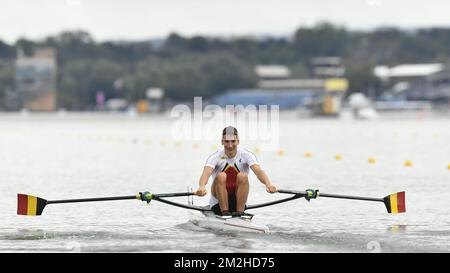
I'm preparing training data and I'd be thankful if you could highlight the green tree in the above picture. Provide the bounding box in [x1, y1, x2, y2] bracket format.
[0, 59, 14, 108]
[58, 59, 124, 109]
[293, 22, 349, 61]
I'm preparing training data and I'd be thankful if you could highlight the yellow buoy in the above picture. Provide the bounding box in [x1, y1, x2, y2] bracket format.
[404, 160, 413, 167]
[277, 149, 285, 156]
[253, 148, 261, 155]
[304, 152, 312, 158]
[447, 164, 450, 170]
[335, 154, 342, 161]
[368, 157, 376, 164]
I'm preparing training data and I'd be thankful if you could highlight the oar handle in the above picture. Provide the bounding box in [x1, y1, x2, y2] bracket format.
[277, 189, 306, 195]
[153, 192, 196, 198]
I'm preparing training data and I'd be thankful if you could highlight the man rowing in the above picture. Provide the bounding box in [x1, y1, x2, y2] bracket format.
[195, 126, 277, 218]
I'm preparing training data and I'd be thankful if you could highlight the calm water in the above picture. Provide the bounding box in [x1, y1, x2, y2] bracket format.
[0, 111, 449, 252]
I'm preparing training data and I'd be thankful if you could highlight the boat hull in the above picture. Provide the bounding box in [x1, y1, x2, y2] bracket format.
[196, 212, 269, 233]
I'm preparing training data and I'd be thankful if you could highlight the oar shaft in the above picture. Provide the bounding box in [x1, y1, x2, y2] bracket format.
[47, 195, 137, 204]
[46, 192, 195, 205]
[278, 189, 383, 202]
[319, 193, 382, 202]
[153, 197, 209, 212]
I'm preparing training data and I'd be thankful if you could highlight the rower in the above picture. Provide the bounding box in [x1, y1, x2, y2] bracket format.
[194, 126, 278, 219]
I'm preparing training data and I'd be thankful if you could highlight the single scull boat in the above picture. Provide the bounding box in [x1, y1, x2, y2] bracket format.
[16, 190, 406, 233]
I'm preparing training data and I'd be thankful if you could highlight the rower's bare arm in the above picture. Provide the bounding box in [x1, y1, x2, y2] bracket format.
[250, 164, 277, 193]
[195, 166, 213, 196]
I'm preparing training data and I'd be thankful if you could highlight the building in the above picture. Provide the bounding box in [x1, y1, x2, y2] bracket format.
[308, 57, 348, 115]
[214, 60, 348, 115]
[256, 60, 349, 115]
[374, 63, 450, 102]
[213, 64, 313, 110]
[254, 65, 291, 79]
[14, 48, 57, 111]
[310, 56, 345, 78]
[214, 89, 316, 110]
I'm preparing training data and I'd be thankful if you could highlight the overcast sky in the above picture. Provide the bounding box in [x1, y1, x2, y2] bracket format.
[1, 0, 449, 43]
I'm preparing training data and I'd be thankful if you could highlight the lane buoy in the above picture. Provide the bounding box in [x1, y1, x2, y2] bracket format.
[404, 160, 413, 167]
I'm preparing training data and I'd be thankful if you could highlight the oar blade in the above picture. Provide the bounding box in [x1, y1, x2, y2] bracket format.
[17, 194, 47, 216]
[383, 191, 406, 214]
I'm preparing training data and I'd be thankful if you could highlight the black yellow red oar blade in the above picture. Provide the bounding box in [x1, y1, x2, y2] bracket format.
[17, 194, 47, 216]
[383, 191, 406, 214]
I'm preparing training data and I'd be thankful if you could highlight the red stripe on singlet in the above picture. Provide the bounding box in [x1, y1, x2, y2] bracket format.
[224, 164, 239, 194]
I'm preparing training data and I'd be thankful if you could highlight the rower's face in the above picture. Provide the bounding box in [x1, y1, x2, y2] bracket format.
[222, 135, 239, 152]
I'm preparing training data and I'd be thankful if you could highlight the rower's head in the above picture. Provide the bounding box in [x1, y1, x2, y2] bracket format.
[222, 126, 239, 152]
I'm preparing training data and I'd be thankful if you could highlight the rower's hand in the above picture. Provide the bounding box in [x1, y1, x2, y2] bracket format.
[266, 183, 277, 193]
[194, 186, 207, 197]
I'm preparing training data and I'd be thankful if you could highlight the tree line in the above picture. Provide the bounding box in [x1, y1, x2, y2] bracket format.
[1, 22, 450, 110]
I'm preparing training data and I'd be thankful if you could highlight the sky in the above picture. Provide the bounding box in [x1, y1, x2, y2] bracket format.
[1, 0, 450, 43]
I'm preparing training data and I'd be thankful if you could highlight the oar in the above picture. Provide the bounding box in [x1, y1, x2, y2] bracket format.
[278, 189, 406, 214]
[17, 192, 195, 216]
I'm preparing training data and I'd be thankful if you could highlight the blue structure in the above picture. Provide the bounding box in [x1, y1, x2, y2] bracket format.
[212, 89, 315, 110]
